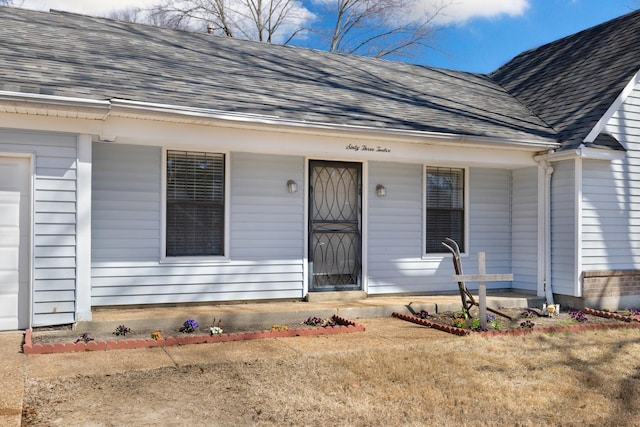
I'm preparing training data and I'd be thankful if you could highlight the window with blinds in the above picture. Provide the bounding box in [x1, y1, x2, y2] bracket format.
[166, 150, 225, 257]
[425, 167, 465, 253]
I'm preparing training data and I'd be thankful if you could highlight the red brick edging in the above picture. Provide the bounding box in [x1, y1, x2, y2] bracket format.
[392, 312, 471, 336]
[23, 315, 365, 355]
[392, 310, 640, 337]
[582, 307, 640, 323]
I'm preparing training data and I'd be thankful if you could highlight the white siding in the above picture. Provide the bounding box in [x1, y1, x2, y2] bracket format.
[230, 152, 304, 260]
[92, 143, 161, 261]
[91, 148, 305, 305]
[550, 159, 577, 295]
[469, 168, 512, 272]
[367, 162, 426, 293]
[585, 84, 640, 270]
[0, 130, 77, 326]
[367, 163, 513, 294]
[511, 167, 538, 291]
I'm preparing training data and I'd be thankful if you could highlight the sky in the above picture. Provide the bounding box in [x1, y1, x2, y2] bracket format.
[14, 0, 640, 73]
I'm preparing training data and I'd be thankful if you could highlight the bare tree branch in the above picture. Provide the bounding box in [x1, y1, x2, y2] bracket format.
[322, 0, 450, 60]
[143, 0, 310, 43]
[107, 0, 450, 60]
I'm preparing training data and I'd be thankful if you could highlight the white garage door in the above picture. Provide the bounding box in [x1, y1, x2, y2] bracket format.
[0, 157, 30, 330]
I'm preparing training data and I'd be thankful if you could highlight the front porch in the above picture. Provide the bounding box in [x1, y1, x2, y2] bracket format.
[75, 290, 544, 334]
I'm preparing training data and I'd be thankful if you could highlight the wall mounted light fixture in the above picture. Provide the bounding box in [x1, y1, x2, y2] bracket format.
[376, 184, 387, 197]
[287, 180, 298, 193]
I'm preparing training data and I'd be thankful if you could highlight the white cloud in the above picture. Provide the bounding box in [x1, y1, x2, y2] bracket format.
[19, 0, 158, 16]
[16, 0, 529, 29]
[410, 0, 531, 25]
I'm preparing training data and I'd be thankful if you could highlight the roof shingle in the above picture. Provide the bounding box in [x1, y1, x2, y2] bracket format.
[490, 8, 640, 150]
[0, 7, 556, 145]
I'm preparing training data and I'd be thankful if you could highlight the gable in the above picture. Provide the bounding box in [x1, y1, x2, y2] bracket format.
[491, 9, 640, 150]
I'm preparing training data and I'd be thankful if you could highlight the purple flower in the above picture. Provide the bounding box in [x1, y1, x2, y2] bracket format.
[179, 319, 199, 333]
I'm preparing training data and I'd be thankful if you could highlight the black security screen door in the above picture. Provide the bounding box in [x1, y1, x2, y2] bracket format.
[309, 161, 362, 291]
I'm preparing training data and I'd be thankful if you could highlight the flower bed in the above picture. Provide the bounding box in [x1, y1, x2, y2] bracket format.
[393, 307, 640, 337]
[23, 315, 365, 355]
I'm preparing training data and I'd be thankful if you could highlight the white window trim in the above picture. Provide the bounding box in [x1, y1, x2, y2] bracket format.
[422, 164, 470, 258]
[160, 148, 231, 264]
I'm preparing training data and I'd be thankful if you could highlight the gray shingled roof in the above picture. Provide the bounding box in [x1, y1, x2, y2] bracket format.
[0, 6, 557, 145]
[490, 9, 640, 150]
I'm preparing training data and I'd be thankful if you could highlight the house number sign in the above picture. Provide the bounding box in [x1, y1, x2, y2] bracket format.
[345, 144, 391, 153]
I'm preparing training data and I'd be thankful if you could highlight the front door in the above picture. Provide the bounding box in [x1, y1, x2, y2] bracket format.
[0, 157, 30, 330]
[309, 161, 362, 291]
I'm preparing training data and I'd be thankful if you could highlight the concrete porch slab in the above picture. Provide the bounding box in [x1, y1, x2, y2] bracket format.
[75, 291, 544, 335]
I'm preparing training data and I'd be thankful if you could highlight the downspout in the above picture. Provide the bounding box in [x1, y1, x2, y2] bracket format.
[534, 153, 555, 305]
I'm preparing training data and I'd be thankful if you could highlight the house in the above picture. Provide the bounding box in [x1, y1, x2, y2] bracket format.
[0, 6, 638, 330]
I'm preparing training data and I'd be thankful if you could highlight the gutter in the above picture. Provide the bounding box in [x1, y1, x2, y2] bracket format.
[0, 91, 111, 116]
[107, 98, 562, 150]
[534, 153, 555, 306]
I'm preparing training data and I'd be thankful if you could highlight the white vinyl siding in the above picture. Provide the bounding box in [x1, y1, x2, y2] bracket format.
[0, 130, 77, 326]
[550, 160, 577, 296]
[581, 159, 640, 269]
[585, 83, 640, 270]
[230, 153, 304, 260]
[367, 163, 512, 294]
[511, 167, 538, 291]
[92, 143, 161, 261]
[468, 168, 512, 280]
[91, 148, 305, 305]
[367, 162, 425, 293]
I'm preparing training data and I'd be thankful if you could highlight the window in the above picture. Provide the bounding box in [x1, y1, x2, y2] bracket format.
[425, 167, 465, 253]
[165, 150, 225, 257]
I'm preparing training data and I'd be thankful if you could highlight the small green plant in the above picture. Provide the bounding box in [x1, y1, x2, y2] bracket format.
[456, 307, 470, 320]
[113, 325, 131, 336]
[486, 314, 500, 331]
[75, 332, 94, 343]
[452, 317, 467, 328]
[150, 331, 162, 340]
[179, 319, 199, 333]
[470, 318, 487, 332]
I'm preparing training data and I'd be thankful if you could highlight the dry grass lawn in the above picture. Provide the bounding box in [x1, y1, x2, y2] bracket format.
[23, 320, 640, 426]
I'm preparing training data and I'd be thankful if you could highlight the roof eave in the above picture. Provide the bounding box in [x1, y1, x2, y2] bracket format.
[109, 98, 560, 150]
[0, 91, 111, 118]
[547, 145, 626, 161]
[0, 92, 560, 150]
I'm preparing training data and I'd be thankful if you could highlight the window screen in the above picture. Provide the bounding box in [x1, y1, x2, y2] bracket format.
[425, 167, 465, 253]
[166, 150, 225, 257]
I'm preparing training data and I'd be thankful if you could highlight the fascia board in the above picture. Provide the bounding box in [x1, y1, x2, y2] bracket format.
[109, 98, 560, 150]
[584, 69, 640, 144]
